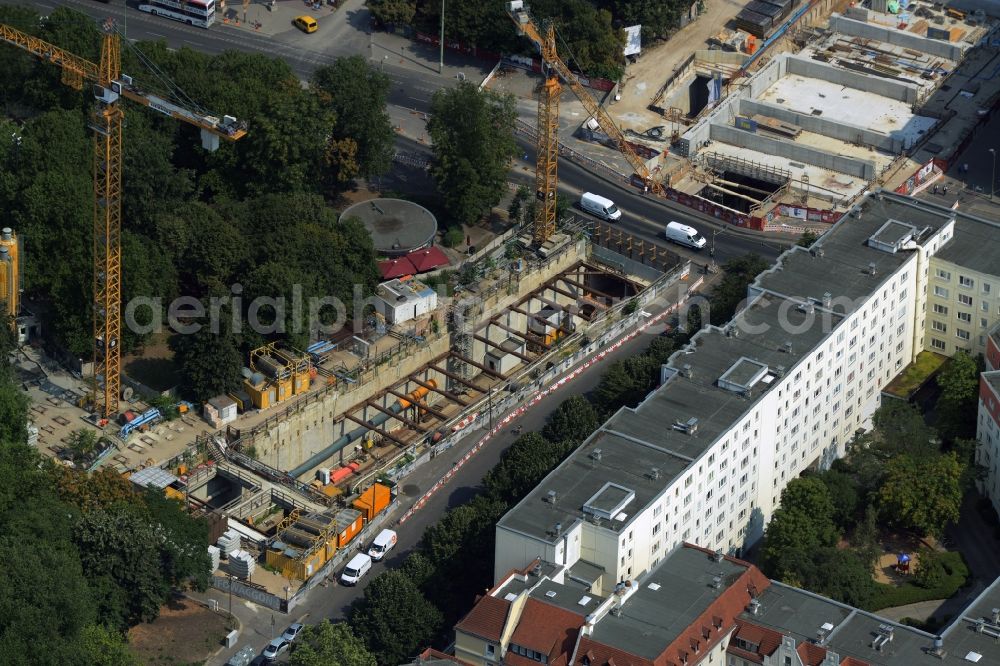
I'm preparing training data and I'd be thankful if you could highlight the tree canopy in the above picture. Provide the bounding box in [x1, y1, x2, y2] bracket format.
[427, 82, 517, 228]
[289, 621, 376, 666]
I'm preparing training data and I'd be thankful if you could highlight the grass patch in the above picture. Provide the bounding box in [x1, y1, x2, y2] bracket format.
[866, 551, 969, 611]
[883, 351, 948, 399]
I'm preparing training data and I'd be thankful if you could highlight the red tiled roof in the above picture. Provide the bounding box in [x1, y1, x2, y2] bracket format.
[730, 619, 784, 659]
[509, 598, 585, 662]
[413, 648, 462, 663]
[378, 257, 416, 279]
[407, 246, 450, 272]
[454, 594, 511, 643]
[575, 637, 651, 666]
[841, 658, 871, 666]
[798, 641, 829, 666]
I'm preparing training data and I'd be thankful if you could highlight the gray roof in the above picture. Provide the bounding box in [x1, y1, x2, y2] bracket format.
[985, 370, 1000, 397]
[589, 546, 751, 660]
[743, 577, 1000, 665]
[498, 289, 839, 543]
[341, 198, 438, 255]
[935, 210, 1000, 277]
[528, 578, 602, 616]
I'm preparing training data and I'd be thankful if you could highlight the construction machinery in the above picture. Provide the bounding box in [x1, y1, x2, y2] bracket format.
[506, 1, 661, 247]
[0, 19, 247, 419]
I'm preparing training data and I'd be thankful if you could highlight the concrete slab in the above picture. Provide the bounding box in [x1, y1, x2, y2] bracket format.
[758, 74, 938, 146]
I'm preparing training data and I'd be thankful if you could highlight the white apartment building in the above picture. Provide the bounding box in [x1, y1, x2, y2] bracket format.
[495, 192, 994, 588]
[976, 324, 1000, 515]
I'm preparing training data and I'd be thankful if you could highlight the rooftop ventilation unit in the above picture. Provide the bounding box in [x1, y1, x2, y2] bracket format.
[798, 301, 815, 314]
[991, 608, 1000, 624]
[711, 576, 722, 589]
[929, 636, 946, 659]
[726, 325, 739, 338]
[650, 467, 661, 480]
[673, 417, 699, 435]
[591, 449, 603, 462]
[553, 522, 562, 536]
[712, 549, 724, 562]
[681, 363, 693, 378]
[872, 624, 894, 652]
[546, 490, 558, 504]
[810, 246, 825, 257]
[747, 599, 761, 615]
[773, 365, 786, 377]
[531, 563, 542, 576]
[816, 623, 834, 646]
[781, 341, 793, 353]
[868, 262, 877, 276]
[822, 292, 832, 308]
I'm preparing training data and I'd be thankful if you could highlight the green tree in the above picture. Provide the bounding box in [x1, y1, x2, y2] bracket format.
[877, 452, 963, 537]
[935, 351, 981, 440]
[914, 548, 946, 589]
[289, 620, 376, 666]
[705, 254, 769, 325]
[368, 0, 416, 26]
[311, 56, 394, 179]
[848, 401, 939, 492]
[78, 624, 139, 666]
[760, 477, 838, 579]
[67, 428, 100, 461]
[817, 469, 859, 530]
[169, 307, 244, 403]
[350, 570, 442, 665]
[592, 353, 661, 416]
[428, 82, 517, 226]
[483, 432, 563, 504]
[807, 548, 875, 608]
[852, 503, 881, 569]
[796, 229, 819, 247]
[542, 395, 599, 446]
[0, 378, 29, 445]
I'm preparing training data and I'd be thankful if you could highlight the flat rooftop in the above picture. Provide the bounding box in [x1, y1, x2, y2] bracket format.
[753, 193, 957, 304]
[758, 75, 937, 146]
[934, 211, 1000, 276]
[499, 289, 841, 543]
[589, 546, 752, 660]
[985, 370, 1000, 397]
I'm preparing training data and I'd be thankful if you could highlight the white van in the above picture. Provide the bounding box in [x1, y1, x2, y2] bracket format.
[340, 553, 372, 586]
[664, 221, 707, 250]
[580, 192, 622, 221]
[367, 529, 397, 562]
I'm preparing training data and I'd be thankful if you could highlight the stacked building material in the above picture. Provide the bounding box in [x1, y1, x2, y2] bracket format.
[228, 550, 256, 579]
[217, 529, 241, 556]
[208, 545, 221, 571]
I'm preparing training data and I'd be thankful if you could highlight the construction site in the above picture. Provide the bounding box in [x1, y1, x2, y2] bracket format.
[491, 0, 1000, 231]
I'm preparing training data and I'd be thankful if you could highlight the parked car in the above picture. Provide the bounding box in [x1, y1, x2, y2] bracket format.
[293, 15, 317, 32]
[226, 646, 256, 666]
[664, 221, 707, 250]
[340, 552, 372, 586]
[367, 529, 397, 562]
[281, 623, 304, 643]
[579, 192, 622, 221]
[262, 638, 290, 662]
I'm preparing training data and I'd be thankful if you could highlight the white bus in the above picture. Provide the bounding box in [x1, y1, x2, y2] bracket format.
[138, 0, 216, 28]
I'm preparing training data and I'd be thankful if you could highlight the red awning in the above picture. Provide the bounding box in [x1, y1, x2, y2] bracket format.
[378, 257, 417, 279]
[406, 246, 450, 272]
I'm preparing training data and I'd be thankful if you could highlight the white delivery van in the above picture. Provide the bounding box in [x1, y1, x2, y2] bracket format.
[664, 221, 707, 250]
[580, 192, 622, 221]
[340, 553, 372, 586]
[367, 529, 397, 561]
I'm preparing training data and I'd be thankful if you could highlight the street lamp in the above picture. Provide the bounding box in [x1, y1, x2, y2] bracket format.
[439, 0, 445, 75]
[990, 148, 996, 200]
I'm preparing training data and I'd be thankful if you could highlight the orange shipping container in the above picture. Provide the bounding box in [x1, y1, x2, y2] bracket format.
[353, 482, 391, 521]
[335, 508, 363, 548]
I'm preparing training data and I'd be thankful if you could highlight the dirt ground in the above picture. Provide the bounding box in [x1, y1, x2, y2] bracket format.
[872, 534, 939, 585]
[128, 597, 231, 665]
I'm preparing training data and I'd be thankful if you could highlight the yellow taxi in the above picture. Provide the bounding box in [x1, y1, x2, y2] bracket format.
[294, 15, 318, 33]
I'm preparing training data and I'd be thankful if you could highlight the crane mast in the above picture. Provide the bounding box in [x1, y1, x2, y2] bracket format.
[534, 24, 560, 245]
[1, 19, 247, 419]
[507, 1, 661, 214]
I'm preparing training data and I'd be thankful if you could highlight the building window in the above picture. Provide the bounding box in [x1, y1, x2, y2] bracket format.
[958, 294, 973, 306]
[984, 282, 992, 294]
[936, 269, 951, 280]
[486, 644, 496, 658]
[958, 312, 972, 323]
[932, 320, 947, 333]
[957, 329, 970, 341]
[959, 276, 974, 288]
[934, 286, 949, 298]
[933, 303, 948, 315]
[981, 318, 989, 329]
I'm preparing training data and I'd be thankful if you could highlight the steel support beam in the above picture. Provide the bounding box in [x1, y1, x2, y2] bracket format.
[427, 364, 490, 391]
[448, 351, 505, 379]
[407, 376, 470, 406]
[485, 319, 547, 347]
[510, 305, 574, 335]
[555, 275, 618, 301]
[365, 400, 427, 432]
[387, 389, 449, 421]
[342, 413, 407, 447]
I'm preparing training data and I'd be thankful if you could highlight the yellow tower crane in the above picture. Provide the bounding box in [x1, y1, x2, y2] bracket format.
[506, 1, 661, 245]
[1, 19, 247, 419]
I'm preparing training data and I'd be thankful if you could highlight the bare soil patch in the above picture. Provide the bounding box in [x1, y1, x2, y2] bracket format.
[128, 597, 230, 665]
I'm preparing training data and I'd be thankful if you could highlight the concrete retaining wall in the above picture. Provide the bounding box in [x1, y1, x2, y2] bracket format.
[739, 99, 904, 153]
[828, 13, 964, 61]
[785, 55, 919, 104]
[709, 123, 876, 179]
